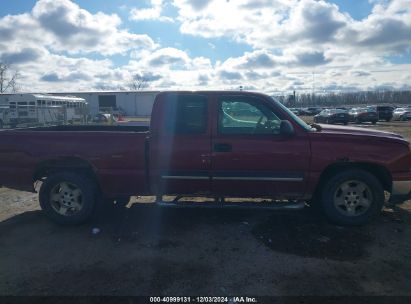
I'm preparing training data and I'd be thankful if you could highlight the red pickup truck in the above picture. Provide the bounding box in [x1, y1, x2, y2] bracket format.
[1, 91, 411, 225]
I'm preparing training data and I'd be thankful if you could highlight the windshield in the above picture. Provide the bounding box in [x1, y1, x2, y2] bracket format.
[269, 97, 314, 131]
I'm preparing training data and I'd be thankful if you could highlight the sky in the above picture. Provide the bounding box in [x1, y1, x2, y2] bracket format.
[0, 0, 411, 94]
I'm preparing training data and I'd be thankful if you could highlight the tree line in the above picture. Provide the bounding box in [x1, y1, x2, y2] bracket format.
[280, 91, 411, 107]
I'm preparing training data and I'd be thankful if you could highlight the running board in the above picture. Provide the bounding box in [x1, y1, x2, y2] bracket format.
[155, 201, 305, 210]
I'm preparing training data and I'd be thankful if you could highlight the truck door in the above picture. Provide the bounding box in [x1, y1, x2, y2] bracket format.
[149, 93, 212, 196]
[210, 94, 310, 198]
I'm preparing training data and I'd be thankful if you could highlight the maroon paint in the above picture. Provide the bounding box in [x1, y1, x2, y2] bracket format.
[0, 91, 409, 200]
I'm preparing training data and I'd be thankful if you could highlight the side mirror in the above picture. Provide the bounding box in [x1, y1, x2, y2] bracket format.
[280, 120, 295, 137]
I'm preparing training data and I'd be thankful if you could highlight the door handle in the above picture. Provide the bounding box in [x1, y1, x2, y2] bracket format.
[214, 143, 232, 152]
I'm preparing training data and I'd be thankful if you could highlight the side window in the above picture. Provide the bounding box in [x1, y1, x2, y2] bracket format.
[164, 94, 208, 134]
[219, 97, 281, 134]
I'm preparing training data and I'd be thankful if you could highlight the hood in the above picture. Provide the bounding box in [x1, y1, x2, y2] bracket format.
[316, 123, 408, 143]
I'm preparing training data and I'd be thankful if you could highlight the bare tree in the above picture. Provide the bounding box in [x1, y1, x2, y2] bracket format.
[128, 74, 148, 91]
[0, 63, 19, 93]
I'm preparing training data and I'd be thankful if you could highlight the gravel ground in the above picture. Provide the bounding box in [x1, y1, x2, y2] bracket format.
[1, 120, 411, 297]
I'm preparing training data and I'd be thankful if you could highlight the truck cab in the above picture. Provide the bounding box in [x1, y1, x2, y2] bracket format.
[149, 91, 311, 200]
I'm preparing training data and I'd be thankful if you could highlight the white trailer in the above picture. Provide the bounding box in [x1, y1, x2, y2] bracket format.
[7, 94, 87, 127]
[0, 91, 159, 118]
[51, 91, 159, 117]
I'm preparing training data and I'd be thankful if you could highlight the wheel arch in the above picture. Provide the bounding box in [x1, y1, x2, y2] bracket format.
[314, 162, 392, 199]
[33, 157, 101, 190]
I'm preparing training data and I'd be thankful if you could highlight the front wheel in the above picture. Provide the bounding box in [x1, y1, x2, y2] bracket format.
[39, 172, 98, 225]
[320, 169, 384, 226]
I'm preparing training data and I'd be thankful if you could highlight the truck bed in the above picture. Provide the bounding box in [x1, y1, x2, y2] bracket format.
[0, 125, 150, 196]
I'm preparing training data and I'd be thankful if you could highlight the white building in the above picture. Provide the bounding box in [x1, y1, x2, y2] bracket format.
[0, 91, 159, 117]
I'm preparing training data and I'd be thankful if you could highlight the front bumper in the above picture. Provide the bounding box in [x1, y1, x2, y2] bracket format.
[389, 180, 411, 204]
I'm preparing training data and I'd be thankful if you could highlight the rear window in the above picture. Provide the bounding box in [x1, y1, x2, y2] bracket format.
[164, 94, 208, 134]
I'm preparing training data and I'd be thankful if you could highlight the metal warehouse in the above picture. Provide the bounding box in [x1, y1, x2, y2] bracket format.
[0, 91, 159, 117]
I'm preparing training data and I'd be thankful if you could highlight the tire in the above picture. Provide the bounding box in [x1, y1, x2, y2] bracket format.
[320, 169, 384, 226]
[39, 172, 98, 225]
[385, 118, 391, 122]
[372, 120, 377, 125]
[0, 120, 3, 129]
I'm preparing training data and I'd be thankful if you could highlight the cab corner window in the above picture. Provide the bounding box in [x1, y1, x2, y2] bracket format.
[219, 97, 281, 135]
[164, 94, 208, 134]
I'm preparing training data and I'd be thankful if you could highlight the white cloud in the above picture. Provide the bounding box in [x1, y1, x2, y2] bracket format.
[148, 47, 190, 67]
[219, 48, 330, 72]
[130, 0, 174, 23]
[1, 0, 411, 93]
[13, 50, 117, 91]
[0, 0, 157, 56]
[125, 47, 213, 89]
[172, 0, 411, 57]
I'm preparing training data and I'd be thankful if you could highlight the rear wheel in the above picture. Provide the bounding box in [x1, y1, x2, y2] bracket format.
[39, 172, 98, 225]
[320, 169, 384, 226]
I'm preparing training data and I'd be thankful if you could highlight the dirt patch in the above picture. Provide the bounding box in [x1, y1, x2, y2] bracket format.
[2, 201, 411, 296]
[251, 210, 373, 260]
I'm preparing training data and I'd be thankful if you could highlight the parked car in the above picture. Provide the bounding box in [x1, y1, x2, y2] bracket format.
[0, 91, 410, 226]
[314, 109, 349, 125]
[349, 107, 378, 124]
[301, 107, 323, 116]
[288, 107, 303, 115]
[92, 113, 117, 123]
[367, 105, 394, 122]
[374, 106, 394, 121]
[392, 107, 411, 121]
